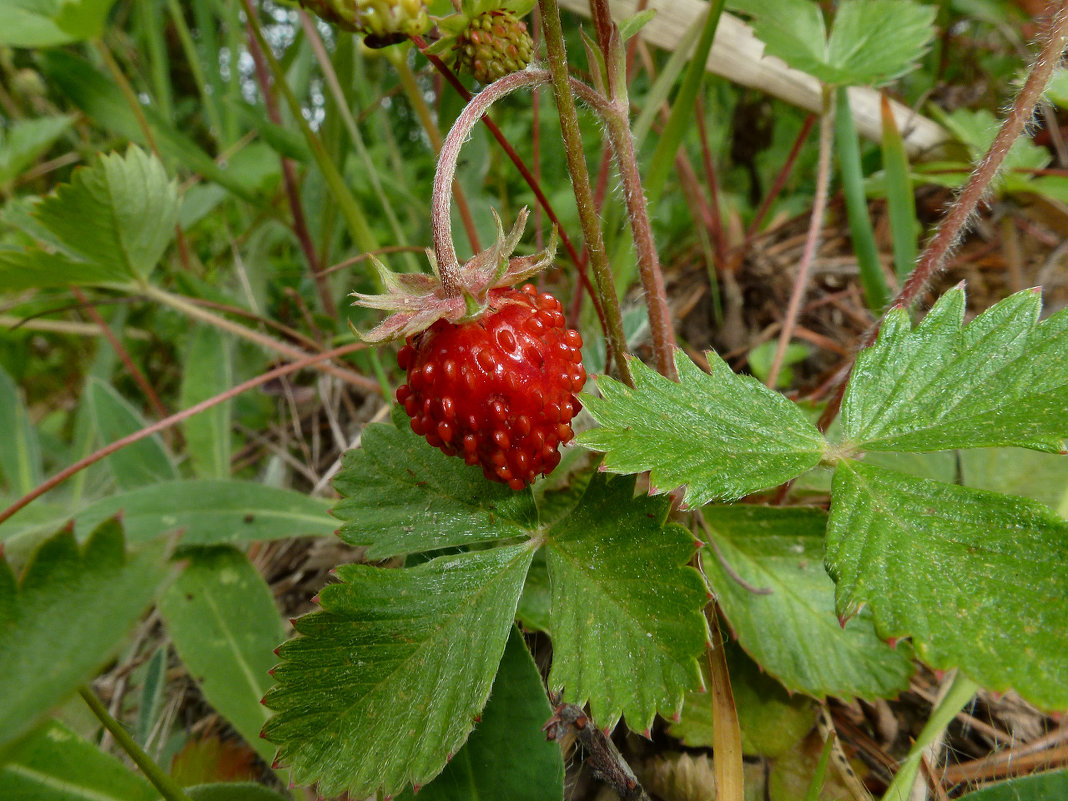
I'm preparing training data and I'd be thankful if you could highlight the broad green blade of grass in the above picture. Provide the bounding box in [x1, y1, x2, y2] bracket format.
[0, 365, 43, 496]
[643, 0, 727, 208]
[836, 87, 889, 310]
[0, 720, 157, 801]
[159, 546, 285, 765]
[880, 93, 918, 282]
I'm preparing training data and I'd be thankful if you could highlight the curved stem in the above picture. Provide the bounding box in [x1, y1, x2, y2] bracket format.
[430, 60, 645, 381]
[432, 69, 549, 291]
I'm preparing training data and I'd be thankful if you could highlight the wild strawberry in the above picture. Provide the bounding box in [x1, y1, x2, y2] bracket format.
[453, 9, 534, 84]
[350, 209, 584, 490]
[297, 0, 429, 39]
[396, 285, 586, 490]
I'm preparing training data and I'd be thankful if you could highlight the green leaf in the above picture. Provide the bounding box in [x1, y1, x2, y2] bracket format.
[618, 8, 657, 41]
[748, 342, 810, 389]
[31, 145, 179, 281]
[579, 350, 827, 507]
[0, 719, 157, 800]
[159, 547, 284, 764]
[262, 543, 535, 798]
[332, 408, 537, 559]
[0, 0, 116, 47]
[0, 518, 172, 757]
[394, 628, 564, 801]
[956, 771, 1068, 801]
[0, 242, 131, 290]
[841, 288, 1068, 453]
[670, 642, 817, 758]
[737, 0, 827, 80]
[700, 505, 913, 699]
[180, 326, 233, 479]
[1, 480, 336, 551]
[738, 0, 933, 86]
[960, 448, 1068, 516]
[545, 474, 709, 730]
[826, 460, 1068, 710]
[0, 115, 72, 188]
[516, 549, 551, 634]
[825, 0, 935, 86]
[87, 378, 177, 489]
[0, 364, 43, 496]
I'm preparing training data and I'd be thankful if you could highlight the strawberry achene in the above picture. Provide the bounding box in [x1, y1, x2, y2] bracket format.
[395, 284, 587, 490]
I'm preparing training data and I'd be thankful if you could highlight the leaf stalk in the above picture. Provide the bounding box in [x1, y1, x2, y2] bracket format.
[80, 686, 194, 801]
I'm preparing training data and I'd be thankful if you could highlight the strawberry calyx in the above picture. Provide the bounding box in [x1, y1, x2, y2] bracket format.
[350, 207, 556, 342]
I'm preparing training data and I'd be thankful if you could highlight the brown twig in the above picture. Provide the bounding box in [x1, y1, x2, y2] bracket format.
[543, 702, 651, 801]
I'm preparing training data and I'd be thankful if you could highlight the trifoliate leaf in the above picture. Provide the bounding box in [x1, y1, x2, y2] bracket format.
[545, 474, 709, 730]
[394, 628, 564, 801]
[579, 350, 827, 507]
[738, 0, 934, 87]
[158, 547, 284, 764]
[333, 408, 537, 558]
[262, 543, 535, 798]
[841, 287, 1068, 453]
[826, 460, 1068, 710]
[700, 505, 913, 700]
[3, 145, 178, 286]
[825, 0, 935, 86]
[0, 518, 172, 758]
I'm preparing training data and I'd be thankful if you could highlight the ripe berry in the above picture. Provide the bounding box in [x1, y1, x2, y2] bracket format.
[396, 285, 587, 490]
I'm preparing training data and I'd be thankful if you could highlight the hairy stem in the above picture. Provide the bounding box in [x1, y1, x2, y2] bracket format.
[391, 52, 482, 256]
[537, 0, 634, 385]
[767, 86, 835, 389]
[900, 5, 1068, 308]
[431, 70, 545, 290]
[142, 284, 378, 392]
[818, 5, 1068, 430]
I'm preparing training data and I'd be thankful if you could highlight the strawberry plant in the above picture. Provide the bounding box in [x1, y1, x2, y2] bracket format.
[1, 0, 1067, 800]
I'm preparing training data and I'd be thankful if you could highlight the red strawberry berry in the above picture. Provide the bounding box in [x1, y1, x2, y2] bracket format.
[395, 284, 586, 490]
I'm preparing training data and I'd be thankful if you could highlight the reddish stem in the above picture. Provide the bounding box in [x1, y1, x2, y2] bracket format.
[0, 343, 366, 527]
[818, 4, 1068, 431]
[245, 23, 333, 318]
[767, 89, 834, 390]
[71, 287, 168, 420]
